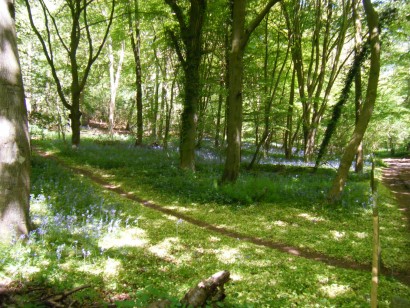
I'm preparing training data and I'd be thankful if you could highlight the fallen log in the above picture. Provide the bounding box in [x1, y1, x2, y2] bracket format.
[148, 270, 230, 308]
[181, 270, 230, 307]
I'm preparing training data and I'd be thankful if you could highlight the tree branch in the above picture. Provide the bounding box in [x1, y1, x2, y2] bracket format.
[164, 0, 188, 35]
[80, 0, 116, 90]
[244, 0, 280, 46]
[23, 0, 71, 110]
[167, 29, 186, 68]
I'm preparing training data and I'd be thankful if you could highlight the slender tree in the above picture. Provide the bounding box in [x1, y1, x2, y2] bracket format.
[165, 0, 207, 171]
[107, 39, 125, 136]
[24, 0, 115, 147]
[222, 0, 280, 183]
[127, 0, 144, 146]
[328, 0, 381, 201]
[0, 0, 31, 244]
[353, 0, 364, 172]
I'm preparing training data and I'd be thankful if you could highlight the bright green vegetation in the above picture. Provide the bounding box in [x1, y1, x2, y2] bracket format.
[1, 134, 407, 306]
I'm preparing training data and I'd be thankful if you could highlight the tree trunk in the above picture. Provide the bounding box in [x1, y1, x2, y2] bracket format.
[328, 0, 380, 201]
[284, 68, 296, 159]
[128, 0, 144, 146]
[215, 73, 224, 148]
[222, 0, 246, 183]
[108, 39, 125, 136]
[0, 0, 31, 243]
[353, 0, 364, 173]
[222, 0, 280, 183]
[165, 0, 206, 171]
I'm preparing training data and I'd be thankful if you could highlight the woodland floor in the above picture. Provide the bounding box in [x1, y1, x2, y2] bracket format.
[1, 148, 410, 306]
[36, 149, 410, 286]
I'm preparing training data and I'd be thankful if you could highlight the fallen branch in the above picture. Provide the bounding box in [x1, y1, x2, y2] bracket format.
[42, 284, 91, 307]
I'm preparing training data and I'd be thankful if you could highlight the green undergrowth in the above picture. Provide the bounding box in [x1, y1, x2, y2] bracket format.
[4, 135, 407, 306]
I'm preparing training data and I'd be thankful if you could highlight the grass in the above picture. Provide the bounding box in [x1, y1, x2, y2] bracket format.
[1, 132, 409, 306]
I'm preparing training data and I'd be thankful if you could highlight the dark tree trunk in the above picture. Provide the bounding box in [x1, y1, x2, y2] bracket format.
[222, 0, 280, 183]
[0, 0, 31, 243]
[353, 0, 364, 173]
[165, 0, 206, 171]
[128, 0, 144, 146]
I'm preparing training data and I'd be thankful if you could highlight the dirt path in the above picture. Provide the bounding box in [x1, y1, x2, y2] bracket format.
[382, 159, 410, 232]
[35, 150, 410, 286]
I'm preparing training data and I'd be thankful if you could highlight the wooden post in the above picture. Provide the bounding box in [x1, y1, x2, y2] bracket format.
[370, 154, 379, 308]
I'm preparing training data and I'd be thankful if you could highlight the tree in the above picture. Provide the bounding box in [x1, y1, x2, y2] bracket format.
[107, 39, 125, 136]
[24, 0, 115, 147]
[127, 0, 144, 145]
[0, 0, 31, 244]
[283, 0, 352, 162]
[165, 0, 207, 171]
[221, 0, 280, 183]
[328, 0, 381, 201]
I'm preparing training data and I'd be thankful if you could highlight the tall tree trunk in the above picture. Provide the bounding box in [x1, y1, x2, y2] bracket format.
[214, 72, 224, 148]
[222, 0, 280, 183]
[127, 0, 144, 145]
[165, 0, 206, 171]
[222, 0, 246, 183]
[328, 0, 380, 201]
[353, 0, 364, 173]
[108, 39, 125, 136]
[284, 68, 296, 159]
[0, 0, 31, 243]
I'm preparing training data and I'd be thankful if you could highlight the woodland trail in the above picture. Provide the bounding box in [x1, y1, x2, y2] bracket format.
[35, 150, 410, 286]
[382, 158, 410, 233]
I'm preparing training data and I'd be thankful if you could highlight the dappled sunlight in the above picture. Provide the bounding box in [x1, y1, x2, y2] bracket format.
[208, 235, 221, 242]
[99, 227, 148, 249]
[354, 232, 368, 239]
[298, 213, 326, 223]
[148, 237, 183, 263]
[213, 247, 241, 264]
[330, 230, 346, 241]
[273, 220, 288, 227]
[320, 283, 351, 298]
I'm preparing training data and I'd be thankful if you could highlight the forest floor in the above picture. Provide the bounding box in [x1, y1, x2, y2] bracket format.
[35, 149, 410, 285]
[382, 158, 410, 233]
[2, 138, 410, 306]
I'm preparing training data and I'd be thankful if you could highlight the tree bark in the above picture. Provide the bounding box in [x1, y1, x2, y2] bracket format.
[353, 0, 364, 173]
[222, 0, 280, 183]
[0, 0, 31, 243]
[165, 0, 206, 171]
[328, 0, 380, 201]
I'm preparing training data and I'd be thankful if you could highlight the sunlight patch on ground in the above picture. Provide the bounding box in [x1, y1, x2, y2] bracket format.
[213, 247, 241, 264]
[273, 220, 288, 227]
[208, 236, 221, 242]
[320, 283, 351, 298]
[230, 273, 243, 281]
[330, 230, 346, 241]
[4, 264, 40, 280]
[354, 232, 368, 239]
[298, 213, 325, 222]
[104, 258, 122, 278]
[99, 228, 148, 249]
[148, 237, 181, 263]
